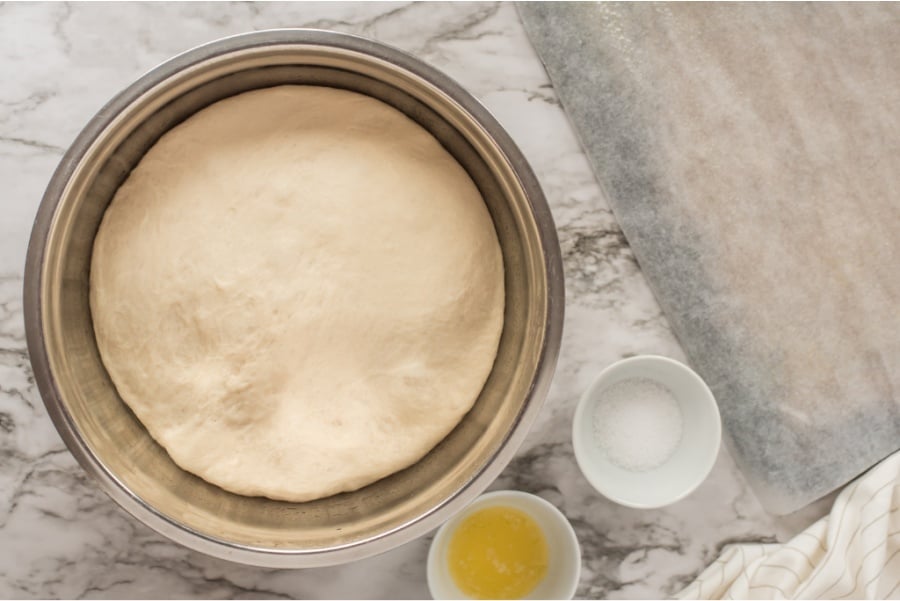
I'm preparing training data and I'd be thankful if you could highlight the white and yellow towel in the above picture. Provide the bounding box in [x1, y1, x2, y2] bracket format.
[680, 451, 900, 599]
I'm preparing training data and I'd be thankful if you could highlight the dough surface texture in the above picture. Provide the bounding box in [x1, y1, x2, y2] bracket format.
[90, 86, 505, 502]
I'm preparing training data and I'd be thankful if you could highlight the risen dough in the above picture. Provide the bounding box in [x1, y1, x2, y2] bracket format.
[90, 86, 504, 502]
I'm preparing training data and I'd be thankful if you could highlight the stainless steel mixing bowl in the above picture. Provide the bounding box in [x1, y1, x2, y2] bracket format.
[23, 29, 564, 567]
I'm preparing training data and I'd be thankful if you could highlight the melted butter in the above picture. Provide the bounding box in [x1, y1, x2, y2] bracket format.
[447, 505, 549, 599]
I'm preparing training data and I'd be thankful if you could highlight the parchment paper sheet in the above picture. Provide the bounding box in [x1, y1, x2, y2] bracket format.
[518, 3, 900, 514]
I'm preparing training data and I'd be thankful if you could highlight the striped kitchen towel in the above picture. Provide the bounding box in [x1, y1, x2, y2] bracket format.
[679, 451, 900, 599]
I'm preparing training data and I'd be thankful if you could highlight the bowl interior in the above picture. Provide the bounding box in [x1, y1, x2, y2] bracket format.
[573, 356, 722, 508]
[427, 491, 581, 600]
[36, 40, 553, 561]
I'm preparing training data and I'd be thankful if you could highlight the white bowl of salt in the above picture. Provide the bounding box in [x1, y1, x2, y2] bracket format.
[572, 355, 721, 508]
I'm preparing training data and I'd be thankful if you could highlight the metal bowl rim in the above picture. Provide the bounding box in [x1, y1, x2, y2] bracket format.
[23, 28, 565, 567]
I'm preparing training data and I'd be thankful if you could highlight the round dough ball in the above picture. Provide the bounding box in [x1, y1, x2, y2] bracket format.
[90, 86, 504, 502]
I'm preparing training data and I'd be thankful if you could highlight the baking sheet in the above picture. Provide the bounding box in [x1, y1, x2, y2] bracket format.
[518, 2, 900, 514]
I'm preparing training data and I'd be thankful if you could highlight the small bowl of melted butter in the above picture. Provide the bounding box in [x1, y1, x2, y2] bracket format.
[427, 490, 581, 600]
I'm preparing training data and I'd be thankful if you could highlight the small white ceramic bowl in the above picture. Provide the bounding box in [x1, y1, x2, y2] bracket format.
[572, 355, 721, 509]
[427, 490, 581, 600]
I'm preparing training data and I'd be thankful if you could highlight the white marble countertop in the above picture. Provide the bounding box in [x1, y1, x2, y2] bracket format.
[0, 3, 829, 599]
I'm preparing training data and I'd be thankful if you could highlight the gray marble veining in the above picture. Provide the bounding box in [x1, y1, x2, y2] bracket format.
[1, 2, 827, 598]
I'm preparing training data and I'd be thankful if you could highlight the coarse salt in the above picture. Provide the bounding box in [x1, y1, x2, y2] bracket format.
[592, 377, 683, 471]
